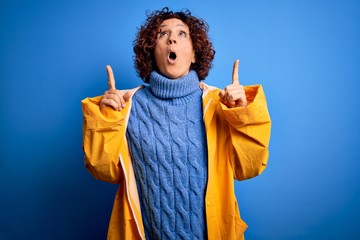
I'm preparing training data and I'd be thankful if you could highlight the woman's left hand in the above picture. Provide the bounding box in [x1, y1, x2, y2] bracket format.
[219, 59, 248, 108]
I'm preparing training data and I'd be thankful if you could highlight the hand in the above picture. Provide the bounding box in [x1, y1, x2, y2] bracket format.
[219, 59, 248, 108]
[100, 65, 131, 111]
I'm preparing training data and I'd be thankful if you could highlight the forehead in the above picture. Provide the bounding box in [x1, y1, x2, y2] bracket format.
[159, 18, 189, 30]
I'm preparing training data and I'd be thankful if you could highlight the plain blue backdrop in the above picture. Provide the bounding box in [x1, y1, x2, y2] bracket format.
[1, 0, 360, 239]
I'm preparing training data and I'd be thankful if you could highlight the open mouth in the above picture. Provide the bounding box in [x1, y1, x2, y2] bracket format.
[169, 52, 177, 60]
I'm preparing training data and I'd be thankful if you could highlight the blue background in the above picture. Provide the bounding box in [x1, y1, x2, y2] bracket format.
[1, 0, 359, 239]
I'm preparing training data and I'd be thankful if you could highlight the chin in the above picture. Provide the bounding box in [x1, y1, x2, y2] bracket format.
[162, 72, 181, 79]
[166, 71, 189, 79]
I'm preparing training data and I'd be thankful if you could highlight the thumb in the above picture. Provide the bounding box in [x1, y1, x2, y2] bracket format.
[106, 65, 116, 89]
[123, 91, 132, 102]
[232, 59, 240, 85]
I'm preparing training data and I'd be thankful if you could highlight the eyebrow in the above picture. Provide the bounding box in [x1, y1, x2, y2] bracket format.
[160, 24, 186, 28]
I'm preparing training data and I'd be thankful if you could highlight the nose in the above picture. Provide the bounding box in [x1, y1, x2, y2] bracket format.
[168, 34, 176, 44]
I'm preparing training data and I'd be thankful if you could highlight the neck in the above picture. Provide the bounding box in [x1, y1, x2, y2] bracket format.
[149, 70, 200, 99]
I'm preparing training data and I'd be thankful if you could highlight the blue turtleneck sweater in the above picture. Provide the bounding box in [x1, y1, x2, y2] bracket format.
[126, 71, 208, 240]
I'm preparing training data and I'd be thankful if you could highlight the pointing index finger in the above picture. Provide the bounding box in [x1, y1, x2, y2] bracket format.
[232, 59, 240, 85]
[106, 65, 116, 89]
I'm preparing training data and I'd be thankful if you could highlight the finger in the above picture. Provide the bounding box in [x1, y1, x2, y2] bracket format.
[101, 98, 120, 111]
[226, 85, 245, 97]
[118, 94, 126, 109]
[104, 91, 121, 108]
[106, 65, 116, 89]
[122, 91, 132, 102]
[232, 59, 240, 85]
[228, 101, 236, 108]
[218, 90, 225, 98]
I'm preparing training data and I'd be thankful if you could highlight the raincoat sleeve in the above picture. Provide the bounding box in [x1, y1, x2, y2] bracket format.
[81, 96, 128, 184]
[220, 85, 271, 181]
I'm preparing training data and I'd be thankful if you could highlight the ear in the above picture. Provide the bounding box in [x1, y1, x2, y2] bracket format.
[191, 51, 196, 63]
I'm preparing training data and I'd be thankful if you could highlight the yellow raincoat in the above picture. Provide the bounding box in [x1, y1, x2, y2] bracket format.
[81, 83, 271, 240]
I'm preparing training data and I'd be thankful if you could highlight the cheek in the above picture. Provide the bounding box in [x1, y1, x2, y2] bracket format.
[191, 50, 195, 63]
[154, 46, 163, 61]
[154, 43, 167, 58]
[188, 49, 195, 63]
[184, 42, 195, 62]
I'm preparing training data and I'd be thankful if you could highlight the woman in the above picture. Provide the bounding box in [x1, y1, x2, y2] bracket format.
[82, 7, 271, 240]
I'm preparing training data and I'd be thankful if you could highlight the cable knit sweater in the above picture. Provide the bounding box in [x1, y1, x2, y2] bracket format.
[126, 70, 208, 240]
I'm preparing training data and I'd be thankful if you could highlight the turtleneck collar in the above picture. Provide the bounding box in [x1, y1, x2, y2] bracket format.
[149, 70, 200, 99]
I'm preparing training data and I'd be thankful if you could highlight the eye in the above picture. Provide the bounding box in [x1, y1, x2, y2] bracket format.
[179, 31, 187, 37]
[158, 30, 169, 38]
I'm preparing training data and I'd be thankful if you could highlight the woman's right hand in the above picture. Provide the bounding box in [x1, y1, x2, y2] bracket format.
[100, 65, 131, 111]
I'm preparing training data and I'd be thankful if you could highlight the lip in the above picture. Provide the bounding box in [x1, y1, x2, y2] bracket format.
[167, 49, 177, 64]
[167, 56, 176, 64]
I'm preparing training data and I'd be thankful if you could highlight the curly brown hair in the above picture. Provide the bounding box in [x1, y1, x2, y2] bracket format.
[133, 7, 215, 83]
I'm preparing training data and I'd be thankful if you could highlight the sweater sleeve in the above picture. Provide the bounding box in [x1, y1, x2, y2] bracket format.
[81, 96, 128, 183]
[219, 84, 271, 181]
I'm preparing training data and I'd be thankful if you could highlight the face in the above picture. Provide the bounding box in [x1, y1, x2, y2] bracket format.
[154, 18, 195, 79]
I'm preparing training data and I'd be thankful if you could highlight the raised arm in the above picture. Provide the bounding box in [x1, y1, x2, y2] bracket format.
[81, 65, 131, 183]
[219, 60, 271, 180]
